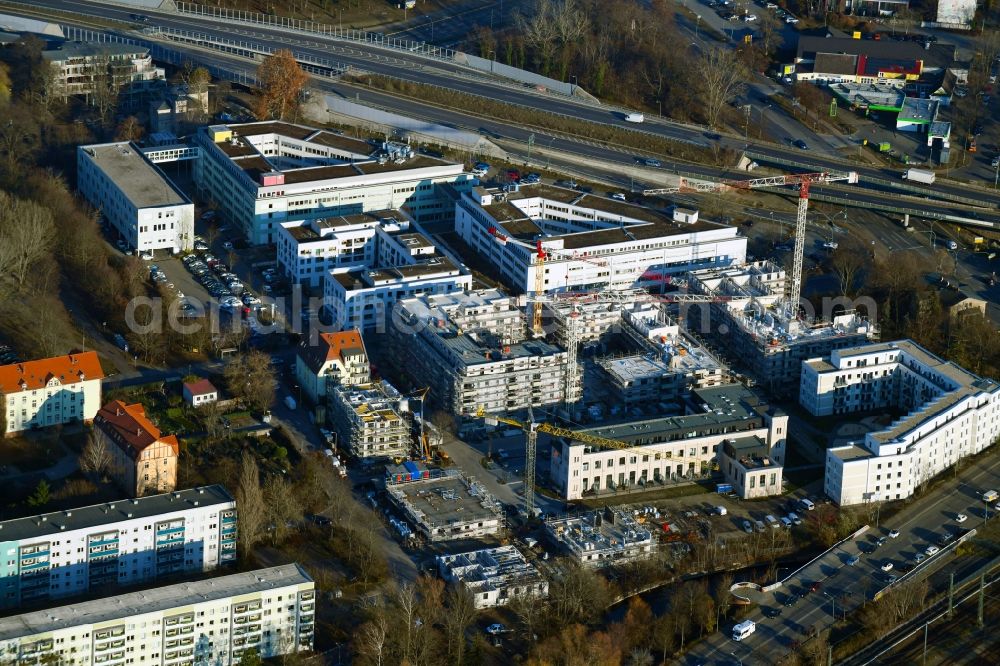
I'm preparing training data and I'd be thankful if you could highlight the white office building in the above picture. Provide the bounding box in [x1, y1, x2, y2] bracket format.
[454, 184, 746, 295]
[77, 142, 194, 254]
[436, 545, 548, 609]
[803, 340, 1000, 505]
[550, 385, 788, 501]
[193, 121, 476, 245]
[1, 352, 104, 436]
[319, 213, 472, 331]
[0, 486, 237, 609]
[0, 563, 314, 666]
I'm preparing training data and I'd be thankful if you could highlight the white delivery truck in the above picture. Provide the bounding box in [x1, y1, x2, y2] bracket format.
[733, 620, 756, 641]
[983, 490, 999, 503]
[625, 112, 645, 123]
[902, 168, 936, 185]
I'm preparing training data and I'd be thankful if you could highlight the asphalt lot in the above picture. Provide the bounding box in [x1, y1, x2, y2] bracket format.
[681, 448, 1000, 665]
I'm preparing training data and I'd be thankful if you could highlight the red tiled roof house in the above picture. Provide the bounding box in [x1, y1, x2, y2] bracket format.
[93, 400, 179, 497]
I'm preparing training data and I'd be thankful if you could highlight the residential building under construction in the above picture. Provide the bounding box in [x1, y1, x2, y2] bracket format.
[329, 379, 412, 460]
[545, 508, 655, 566]
[389, 290, 579, 415]
[437, 545, 548, 609]
[684, 261, 877, 393]
[386, 470, 504, 542]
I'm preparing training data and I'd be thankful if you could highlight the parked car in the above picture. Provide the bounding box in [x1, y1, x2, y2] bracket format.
[846, 554, 860, 566]
[741, 520, 754, 534]
[522, 172, 541, 184]
[888, 529, 900, 538]
[880, 561, 894, 572]
[925, 545, 940, 556]
[914, 552, 926, 564]
[956, 513, 968, 523]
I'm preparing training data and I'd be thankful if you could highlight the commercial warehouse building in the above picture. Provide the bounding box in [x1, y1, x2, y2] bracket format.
[802, 340, 1000, 506]
[454, 184, 746, 295]
[193, 121, 476, 245]
[388, 290, 578, 415]
[0, 486, 236, 609]
[550, 384, 788, 500]
[77, 142, 195, 255]
[437, 545, 548, 609]
[0, 564, 314, 666]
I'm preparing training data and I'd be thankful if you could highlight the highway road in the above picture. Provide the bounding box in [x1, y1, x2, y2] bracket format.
[679, 451, 1000, 665]
[22, 0, 1000, 215]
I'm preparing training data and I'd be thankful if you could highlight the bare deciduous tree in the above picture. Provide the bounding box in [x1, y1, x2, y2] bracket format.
[263, 474, 302, 544]
[0, 190, 56, 289]
[80, 435, 114, 479]
[444, 585, 477, 665]
[235, 451, 266, 556]
[696, 47, 748, 128]
[224, 350, 276, 413]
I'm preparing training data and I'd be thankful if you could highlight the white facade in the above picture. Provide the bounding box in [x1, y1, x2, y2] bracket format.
[546, 510, 655, 566]
[1, 352, 104, 436]
[77, 142, 194, 254]
[0, 486, 236, 609]
[437, 546, 548, 609]
[801, 341, 1000, 505]
[43, 41, 163, 99]
[194, 122, 476, 245]
[455, 186, 746, 295]
[936, 0, 976, 26]
[0, 564, 314, 666]
[319, 215, 472, 331]
[551, 385, 788, 501]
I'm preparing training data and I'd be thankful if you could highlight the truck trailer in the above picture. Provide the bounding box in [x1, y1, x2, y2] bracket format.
[902, 168, 936, 185]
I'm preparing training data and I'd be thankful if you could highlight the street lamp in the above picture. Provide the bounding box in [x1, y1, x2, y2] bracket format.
[823, 591, 837, 619]
[695, 15, 701, 40]
[488, 49, 496, 75]
[570, 75, 577, 96]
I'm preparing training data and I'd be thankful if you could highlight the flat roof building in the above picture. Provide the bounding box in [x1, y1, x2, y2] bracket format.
[194, 121, 476, 245]
[802, 340, 1000, 505]
[545, 508, 655, 566]
[329, 379, 412, 460]
[0, 564, 314, 665]
[437, 545, 548, 609]
[44, 40, 163, 100]
[0, 485, 236, 609]
[718, 436, 783, 499]
[550, 384, 787, 500]
[685, 261, 877, 394]
[386, 471, 503, 542]
[77, 142, 194, 255]
[388, 290, 578, 415]
[454, 184, 746, 296]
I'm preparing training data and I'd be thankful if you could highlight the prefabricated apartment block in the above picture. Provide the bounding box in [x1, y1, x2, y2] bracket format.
[454, 184, 746, 295]
[0, 564, 314, 666]
[77, 142, 194, 254]
[802, 340, 1000, 505]
[194, 121, 475, 245]
[0, 486, 236, 609]
[550, 384, 788, 500]
[329, 379, 412, 460]
[386, 471, 503, 542]
[437, 545, 548, 609]
[389, 290, 578, 415]
[546, 508, 655, 566]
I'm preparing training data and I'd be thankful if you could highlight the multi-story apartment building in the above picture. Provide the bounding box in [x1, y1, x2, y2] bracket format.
[0, 352, 104, 436]
[454, 185, 747, 295]
[389, 290, 578, 415]
[329, 380, 411, 460]
[437, 545, 548, 609]
[0, 564, 315, 666]
[77, 142, 195, 254]
[802, 340, 1000, 505]
[0, 485, 236, 609]
[42, 41, 163, 99]
[193, 121, 476, 245]
[295, 329, 370, 404]
[550, 385, 788, 500]
[93, 400, 179, 498]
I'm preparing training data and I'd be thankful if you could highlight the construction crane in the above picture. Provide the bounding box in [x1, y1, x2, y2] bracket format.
[474, 405, 670, 516]
[404, 387, 435, 461]
[485, 226, 609, 335]
[644, 170, 859, 315]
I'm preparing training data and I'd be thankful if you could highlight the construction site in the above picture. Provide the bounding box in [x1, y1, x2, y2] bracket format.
[328, 379, 412, 460]
[436, 545, 548, 609]
[385, 470, 504, 542]
[545, 507, 656, 566]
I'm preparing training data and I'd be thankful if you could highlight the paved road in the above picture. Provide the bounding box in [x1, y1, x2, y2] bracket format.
[680, 450, 1000, 665]
[26, 0, 1000, 215]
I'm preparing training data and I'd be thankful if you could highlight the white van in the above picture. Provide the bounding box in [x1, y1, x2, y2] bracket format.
[983, 490, 999, 503]
[625, 112, 645, 123]
[800, 498, 816, 511]
[716, 506, 728, 516]
[733, 620, 756, 641]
